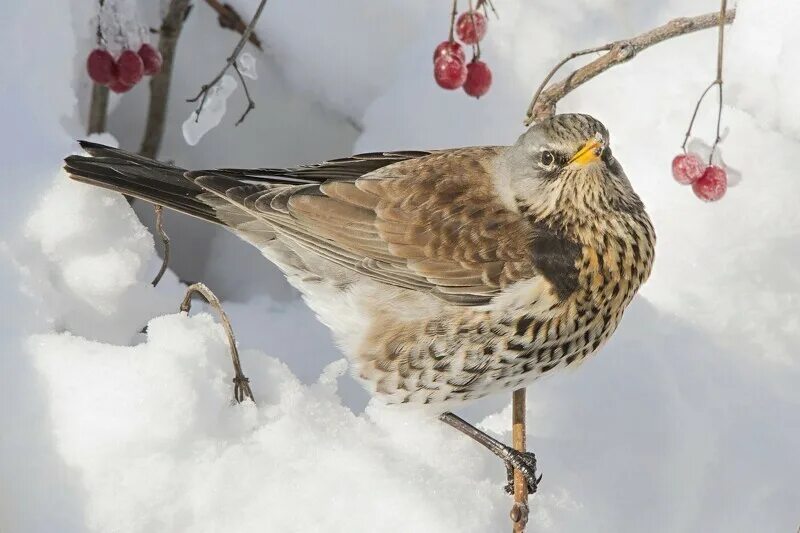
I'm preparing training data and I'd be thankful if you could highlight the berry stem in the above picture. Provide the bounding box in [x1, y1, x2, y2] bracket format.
[680, 79, 718, 153]
[468, 0, 481, 59]
[681, 0, 727, 163]
[449, 0, 458, 43]
[708, 0, 727, 164]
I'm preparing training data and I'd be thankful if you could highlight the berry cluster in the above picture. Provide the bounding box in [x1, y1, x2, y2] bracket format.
[86, 44, 162, 94]
[433, 7, 492, 98]
[671, 153, 727, 202]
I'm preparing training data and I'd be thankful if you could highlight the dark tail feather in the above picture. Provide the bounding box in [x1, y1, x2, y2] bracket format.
[63, 141, 221, 225]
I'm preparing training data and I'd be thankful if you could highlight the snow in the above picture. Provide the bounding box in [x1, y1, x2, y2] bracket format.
[182, 75, 239, 146]
[2, 0, 800, 532]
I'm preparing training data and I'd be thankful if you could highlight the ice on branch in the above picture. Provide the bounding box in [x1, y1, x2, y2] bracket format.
[237, 52, 258, 80]
[182, 75, 238, 146]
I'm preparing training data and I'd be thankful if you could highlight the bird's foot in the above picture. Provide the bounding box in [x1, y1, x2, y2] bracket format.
[503, 449, 542, 495]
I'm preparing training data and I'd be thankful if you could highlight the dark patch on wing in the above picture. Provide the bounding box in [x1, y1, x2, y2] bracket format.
[529, 221, 582, 299]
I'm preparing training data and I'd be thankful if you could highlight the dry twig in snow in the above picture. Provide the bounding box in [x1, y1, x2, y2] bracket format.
[180, 283, 255, 404]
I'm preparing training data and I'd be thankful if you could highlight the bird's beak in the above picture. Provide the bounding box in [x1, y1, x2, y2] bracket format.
[568, 134, 605, 166]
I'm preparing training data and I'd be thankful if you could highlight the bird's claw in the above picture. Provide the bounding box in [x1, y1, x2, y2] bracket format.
[503, 449, 542, 495]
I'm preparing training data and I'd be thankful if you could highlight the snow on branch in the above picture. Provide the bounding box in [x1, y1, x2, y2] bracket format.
[187, 0, 268, 126]
[524, 7, 737, 125]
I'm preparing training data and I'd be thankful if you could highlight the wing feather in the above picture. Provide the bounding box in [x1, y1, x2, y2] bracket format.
[191, 147, 538, 305]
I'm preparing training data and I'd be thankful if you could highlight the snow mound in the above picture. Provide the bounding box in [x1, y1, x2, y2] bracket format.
[28, 312, 515, 533]
[727, 1, 800, 140]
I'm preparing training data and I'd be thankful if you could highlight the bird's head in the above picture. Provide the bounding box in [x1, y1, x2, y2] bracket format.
[497, 113, 645, 224]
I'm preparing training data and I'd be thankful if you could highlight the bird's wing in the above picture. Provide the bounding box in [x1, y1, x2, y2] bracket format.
[210, 150, 434, 183]
[191, 147, 539, 306]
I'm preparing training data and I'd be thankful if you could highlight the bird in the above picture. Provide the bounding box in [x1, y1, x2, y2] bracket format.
[63, 113, 655, 493]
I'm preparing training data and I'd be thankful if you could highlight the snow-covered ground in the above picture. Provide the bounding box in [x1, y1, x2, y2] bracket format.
[2, 1, 799, 532]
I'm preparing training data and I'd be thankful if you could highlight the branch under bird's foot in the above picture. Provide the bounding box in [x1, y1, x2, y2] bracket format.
[503, 449, 542, 495]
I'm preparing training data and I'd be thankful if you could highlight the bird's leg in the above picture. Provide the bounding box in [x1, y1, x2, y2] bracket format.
[439, 412, 541, 495]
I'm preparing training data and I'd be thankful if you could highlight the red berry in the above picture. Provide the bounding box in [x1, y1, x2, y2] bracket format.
[108, 77, 133, 94]
[86, 49, 117, 85]
[117, 50, 144, 86]
[692, 165, 727, 202]
[456, 11, 488, 45]
[138, 43, 163, 76]
[433, 40, 466, 64]
[434, 55, 468, 90]
[671, 153, 706, 185]
[463, 60, 492, 98]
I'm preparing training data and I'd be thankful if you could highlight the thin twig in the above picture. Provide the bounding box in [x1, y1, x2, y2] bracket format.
[151, 205, 171, 286]
[468, 0, 481, 60]
[680, 80, 717, 153]
[680, 0, 729, 162]
[232, 63, 256, 125]
[524, 8, 736, 125]
[510, 388, 529, 532]
[203, 0, 264, 50]
[180, 283, 255, 404]
[477, 0, 497, 19]
[708, 0, 727, 163]
[187, 0, 268, 125]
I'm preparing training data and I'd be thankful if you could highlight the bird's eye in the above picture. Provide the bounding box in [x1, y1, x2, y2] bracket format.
[540, 150, 555, 168]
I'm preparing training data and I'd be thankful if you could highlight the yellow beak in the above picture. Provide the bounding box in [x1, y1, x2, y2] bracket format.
[568, 137, 604, 166]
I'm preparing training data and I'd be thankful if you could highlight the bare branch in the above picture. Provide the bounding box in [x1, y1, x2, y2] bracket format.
[87, 83, 109, 134]
[187, 0, 268, 125]
[510, 388, 529, 532]
[680, 0, 729, 162]
[232, 63, 256, 125]
[139, 0, 193, 158]
[203, 0, 263, 51]
[709, 0, 728, 162]
[180, 283, 255, 404]
[524, 8, 736, 126]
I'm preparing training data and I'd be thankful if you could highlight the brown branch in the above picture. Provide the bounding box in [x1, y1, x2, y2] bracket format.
[139, 0, 193, 158]
[510, 388, 528, 532]
[187, 0, 268, 126]
[139, 0, 192, 289]
[524, 7, 736, 126]
[87, 84, 109, 134]
[203, 0, 263, 51]
[180, 283, 255, 404]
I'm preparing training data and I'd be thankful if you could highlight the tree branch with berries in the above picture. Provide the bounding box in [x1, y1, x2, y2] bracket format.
[523, 3, 736, 203]
[433, 0, 493, 97]
[432, 1, 739, 531]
